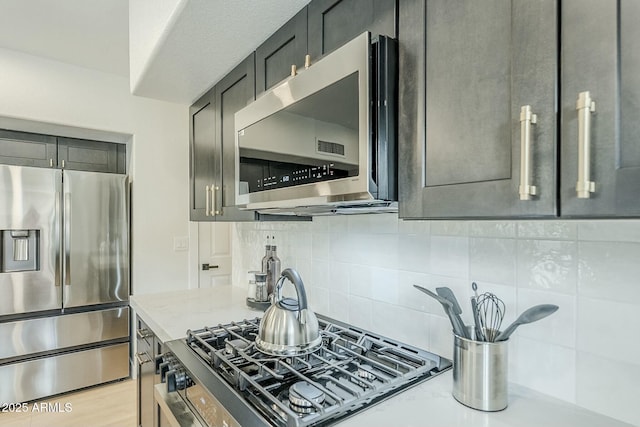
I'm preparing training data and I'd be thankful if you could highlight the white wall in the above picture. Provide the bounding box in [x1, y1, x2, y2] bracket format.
[232, 215, 640, 426]
[0, 47, 190, 295]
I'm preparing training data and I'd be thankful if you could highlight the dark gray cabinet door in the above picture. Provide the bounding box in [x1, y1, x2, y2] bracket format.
[214, 53, 259, 222]
[136, 316, 154, 427]
[399, 0, 558, 219]
[255, 7, 308, 96]
[0, 129, 57, 168]
[308, 0, 395, 60]
[57, 137, 125, 173]
[560, 0, 640, 217]
[189, 87, 217, 221]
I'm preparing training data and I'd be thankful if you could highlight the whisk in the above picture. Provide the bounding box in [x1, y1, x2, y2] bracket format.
[475, 292, 505, 342]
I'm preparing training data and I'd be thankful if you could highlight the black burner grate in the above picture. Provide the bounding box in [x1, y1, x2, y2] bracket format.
[183, 316, 451, 427]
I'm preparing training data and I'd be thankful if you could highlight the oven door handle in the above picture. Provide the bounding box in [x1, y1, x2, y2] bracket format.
[154, 384, 203, 427]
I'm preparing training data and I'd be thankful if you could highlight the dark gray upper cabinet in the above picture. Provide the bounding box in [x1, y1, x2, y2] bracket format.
[189, 87, 216, 221]
[57, 137, 125, 174]
[0, 129, 57, 168]
[399, 0, 558, 219]
[255, 7, 308, 96]
[307, 0, 396, 60]
[0, 130, 124, 173]
[560, 0, 640, 217]
[214, 53, 259, 222]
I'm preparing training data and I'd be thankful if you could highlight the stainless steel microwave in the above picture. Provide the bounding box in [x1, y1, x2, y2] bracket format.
[234, 31, 397, 215]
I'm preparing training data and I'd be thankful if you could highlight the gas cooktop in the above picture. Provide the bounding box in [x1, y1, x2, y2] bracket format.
[161, 316, 451, 427]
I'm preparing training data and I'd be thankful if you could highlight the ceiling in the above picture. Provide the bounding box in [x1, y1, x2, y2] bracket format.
[0, 0, 310, 104]
[0, 0, 130, 76]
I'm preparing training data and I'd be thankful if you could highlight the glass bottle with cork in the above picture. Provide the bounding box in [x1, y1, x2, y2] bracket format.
[266, 235, 281, 295]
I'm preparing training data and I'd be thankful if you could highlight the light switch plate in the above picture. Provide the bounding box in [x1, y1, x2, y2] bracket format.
[173, 236, 189, 251]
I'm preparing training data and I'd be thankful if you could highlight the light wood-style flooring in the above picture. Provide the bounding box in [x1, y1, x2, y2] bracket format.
[1, 379, 136, 427]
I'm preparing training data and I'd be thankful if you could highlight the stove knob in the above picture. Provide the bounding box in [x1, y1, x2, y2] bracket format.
[166, 369, 178, 392]
[166, 369, 189, 392]
[159, 362, 170, 382]
[155, 355, 165, 374]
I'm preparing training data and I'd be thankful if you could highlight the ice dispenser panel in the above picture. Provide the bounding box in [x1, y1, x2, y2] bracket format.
[1, 230, 39, 272]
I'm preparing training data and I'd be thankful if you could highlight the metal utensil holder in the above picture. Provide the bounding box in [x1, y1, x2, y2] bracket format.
[452, 330, 508, 411]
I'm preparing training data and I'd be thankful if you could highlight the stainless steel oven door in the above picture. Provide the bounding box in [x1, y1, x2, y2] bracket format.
[154, 384, 203, 427]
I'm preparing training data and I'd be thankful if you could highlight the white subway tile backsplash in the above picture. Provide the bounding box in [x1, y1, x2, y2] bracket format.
[577, 297, 640, 365]
[348, 295, 372, 330]
[328, 232, 354, 263]
[513, 337, 576, 403]
[370, 267, 399, 304]
[328, 261, 350, 293]
[577, 219, 640, 242]
[398, 234, 430, 273]
[232, 216, 640, 424]
[348, 264, 372, 298]
[311, 232, 329, 260]
[327, 215, 349, 234]
[309, 216, 330, 233]
[327, 290, 350, 322]
[469, 220, 516, 238]
[576, 352, 640, 426]
[430, 220, 469, 236]
[517, 240, 577, 294]
[292, 232, 313, 260]
[347, 213, 399, 234]
[430, 236, 469, 278]
[308, 286, 329, 316]
[578, 241, 640, 302]
[517, 221, 577, 240]
[469, 237, 516, 286]
[428, 314, 455, 359]
[370, 301, 429, 349]
[311, 260, 329, 290]
[398, 219, 430, 235]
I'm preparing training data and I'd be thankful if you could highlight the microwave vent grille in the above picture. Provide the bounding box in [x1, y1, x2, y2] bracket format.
[317, 140, 345, 157]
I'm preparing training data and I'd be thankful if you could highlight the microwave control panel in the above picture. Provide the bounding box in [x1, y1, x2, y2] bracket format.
[240, 158, 356, 194]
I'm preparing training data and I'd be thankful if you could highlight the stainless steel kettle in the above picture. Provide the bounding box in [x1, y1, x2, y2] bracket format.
[255, 268, 322, 356]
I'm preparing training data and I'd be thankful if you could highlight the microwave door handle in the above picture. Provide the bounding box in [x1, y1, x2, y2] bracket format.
[373, 35, 396, 199]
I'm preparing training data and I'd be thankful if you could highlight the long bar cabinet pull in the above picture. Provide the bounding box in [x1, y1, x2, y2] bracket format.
[205, 185, 210, 217]
[576, 91, 596, 198]
[212, 185, 220, 216]
[518, 105, 538, 200]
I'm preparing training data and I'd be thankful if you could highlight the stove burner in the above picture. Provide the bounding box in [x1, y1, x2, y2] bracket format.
[356, 364, 376, 381]
[288, 381, 325, 410]
[225, 339, 249, 355]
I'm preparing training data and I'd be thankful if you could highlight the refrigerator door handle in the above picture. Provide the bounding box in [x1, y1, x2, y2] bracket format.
[55, 191, 62, 287]
[63, 192, 71, 287]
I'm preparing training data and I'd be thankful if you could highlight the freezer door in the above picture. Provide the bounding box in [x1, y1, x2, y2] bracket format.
[0, 165, 62, 316]
[62, 170, 129, 308]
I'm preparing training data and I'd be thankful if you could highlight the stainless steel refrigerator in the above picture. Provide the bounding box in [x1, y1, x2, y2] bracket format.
[0, 165, 130, 403]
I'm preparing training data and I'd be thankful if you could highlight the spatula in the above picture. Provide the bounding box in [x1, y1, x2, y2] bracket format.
[495, 304, 559, 341]
[413, 285, 469, 339]
[435, 287, 469, 339]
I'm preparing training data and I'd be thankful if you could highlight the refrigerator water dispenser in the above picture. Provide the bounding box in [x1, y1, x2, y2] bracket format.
[1, 230, 39, 272]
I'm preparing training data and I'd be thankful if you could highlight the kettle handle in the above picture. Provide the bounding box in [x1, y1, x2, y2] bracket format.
[275, 268, 308, 311]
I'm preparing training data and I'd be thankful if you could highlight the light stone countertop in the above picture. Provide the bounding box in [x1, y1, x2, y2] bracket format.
[130, 286, 634, 427]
